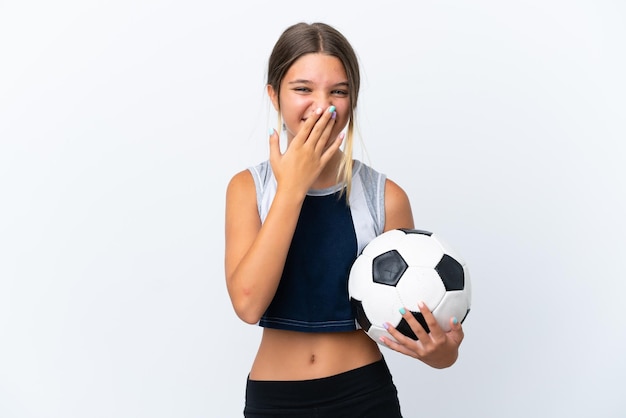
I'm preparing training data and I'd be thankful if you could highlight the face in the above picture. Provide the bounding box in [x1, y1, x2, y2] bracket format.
[268, 53, 351, 142]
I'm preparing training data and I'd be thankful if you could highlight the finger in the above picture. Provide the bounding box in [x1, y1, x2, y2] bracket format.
[305, 105, 335, 148]
[383, 319, 414, 346]
[416, 301, 446, 340]
[379, 323, 421, 358]
[314, 117, 336, 154]
[397, 306, 430, 342]
[293, 107, 324, 146]
[320, 132, 345, 164]
[313, 106, 337, 153]
[448, 316, 465, 344]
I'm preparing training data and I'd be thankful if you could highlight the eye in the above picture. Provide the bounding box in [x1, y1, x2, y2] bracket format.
[293, 87, 311, 93]
[332, 89, 349, 97]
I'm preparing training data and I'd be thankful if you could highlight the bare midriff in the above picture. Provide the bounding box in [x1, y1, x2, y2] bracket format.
[249, 328, 383, 381]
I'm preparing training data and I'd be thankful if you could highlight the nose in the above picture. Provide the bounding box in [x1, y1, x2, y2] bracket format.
[312, 92, 333, 111]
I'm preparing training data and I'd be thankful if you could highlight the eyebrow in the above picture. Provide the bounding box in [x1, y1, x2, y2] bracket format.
[287, 79, 349, 88]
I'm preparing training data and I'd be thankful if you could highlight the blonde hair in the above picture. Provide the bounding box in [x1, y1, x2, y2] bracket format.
[267, 22, 360, 200]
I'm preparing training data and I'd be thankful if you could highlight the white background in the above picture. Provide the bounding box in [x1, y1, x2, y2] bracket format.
[1, 1, 625, 417]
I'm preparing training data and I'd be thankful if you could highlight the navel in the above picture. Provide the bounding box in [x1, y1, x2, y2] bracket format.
[309, 354, 316, 364]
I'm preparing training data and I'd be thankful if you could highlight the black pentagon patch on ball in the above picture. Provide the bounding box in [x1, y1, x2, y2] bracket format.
[435, 254, 465, 291]
[350, 298, 371, 331]
[372, 250, 408, 286]
[399, 228, 433, 236]
[396, 311, 430, 340]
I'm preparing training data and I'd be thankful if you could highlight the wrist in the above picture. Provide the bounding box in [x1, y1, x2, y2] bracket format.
[275, 184, 308, 203]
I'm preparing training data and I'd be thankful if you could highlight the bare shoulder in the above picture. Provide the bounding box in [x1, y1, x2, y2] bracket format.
[226, 169, 258, 209]
[384, 178, 415, 231]
[227, 169, 255, 195]
[225, 169, 258, 230]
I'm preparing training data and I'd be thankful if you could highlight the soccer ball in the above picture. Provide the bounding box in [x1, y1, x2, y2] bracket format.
[348, 228, 471, 345]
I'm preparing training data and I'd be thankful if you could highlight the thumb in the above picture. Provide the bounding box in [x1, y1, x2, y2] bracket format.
[449, 316, 464, 342]
[268, 128, 281, 162]
[449, 316, 461, 330]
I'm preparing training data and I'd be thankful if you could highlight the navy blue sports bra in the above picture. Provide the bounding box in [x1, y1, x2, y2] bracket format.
[248, 160, 386, 332]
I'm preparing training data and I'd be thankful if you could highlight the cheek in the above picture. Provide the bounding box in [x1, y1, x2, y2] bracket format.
[282, 101, 310, 123]
[333, 98, 349, 115]
[335, 105, 351, 128]
[281, 93, 312, 110]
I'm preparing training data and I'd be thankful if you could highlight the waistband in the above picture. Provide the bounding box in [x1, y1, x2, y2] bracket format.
[245, 358, 394, 409]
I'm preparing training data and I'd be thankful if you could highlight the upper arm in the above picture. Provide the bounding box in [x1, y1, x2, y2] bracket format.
[224, 170, 261, 283]
[383, 178, 414, 231]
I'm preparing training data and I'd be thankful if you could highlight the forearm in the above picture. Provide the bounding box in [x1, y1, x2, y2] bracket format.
[226, 188, 305, 323]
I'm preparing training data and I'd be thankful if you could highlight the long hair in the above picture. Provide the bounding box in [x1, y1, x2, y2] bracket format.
[267, 22, 360, 199]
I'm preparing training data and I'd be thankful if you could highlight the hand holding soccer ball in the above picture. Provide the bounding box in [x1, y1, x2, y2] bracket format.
[348, 229, 471, 347]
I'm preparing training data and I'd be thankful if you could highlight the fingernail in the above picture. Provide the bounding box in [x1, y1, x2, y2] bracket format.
[418, 301, 426, 309]
[331, 111, 337, 119]
[315, 107, 322, 115]
[453, 317, 459, 325]
[268, 128, 274, 136]
[328, 105, 336, 113]
[383, 322, 389, 330]
[399, 307, 406, 315]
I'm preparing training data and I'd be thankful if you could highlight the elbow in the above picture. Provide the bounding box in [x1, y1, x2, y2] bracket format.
[230, 290, 264, 325]
[236, 308, 262, 325]
[226, 273, 269, 325]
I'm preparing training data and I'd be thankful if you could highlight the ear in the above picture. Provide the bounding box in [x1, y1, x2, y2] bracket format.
[267, 84, 279, 111]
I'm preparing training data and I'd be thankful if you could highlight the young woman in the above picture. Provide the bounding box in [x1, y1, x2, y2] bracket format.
[225, 22, 464, 417]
